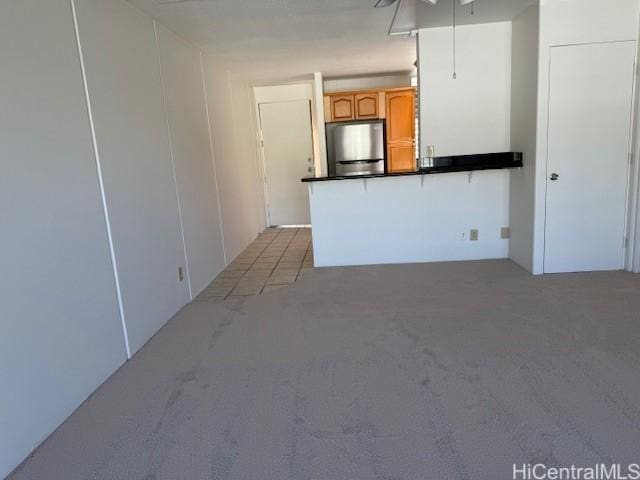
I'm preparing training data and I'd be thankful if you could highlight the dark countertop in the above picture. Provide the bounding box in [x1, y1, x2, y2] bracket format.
[301, 152, 523, 182]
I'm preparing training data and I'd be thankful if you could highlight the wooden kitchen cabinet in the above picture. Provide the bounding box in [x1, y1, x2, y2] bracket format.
[324, 87, 416, 171]
[387, 145, 416, 172]
[386, 89, 416, 172]
[330, 94, 355, 121]
[326, 90, 387, 122]
[354, 92, 378, 119]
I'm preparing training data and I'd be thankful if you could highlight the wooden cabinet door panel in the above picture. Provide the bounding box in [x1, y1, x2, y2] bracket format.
[330, 95, 355, 121]
[386, 89, 416, 172]
[386, 90, 415, 143]
[355, 93, 378, 119]
[388, 145, 415, 172]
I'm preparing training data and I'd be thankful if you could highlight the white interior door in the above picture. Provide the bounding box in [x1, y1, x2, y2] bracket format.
[259, 100, 314, 226]
[544, 41, 636, 273]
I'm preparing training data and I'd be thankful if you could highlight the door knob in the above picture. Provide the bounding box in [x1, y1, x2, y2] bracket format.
[550, 173, 559, 181]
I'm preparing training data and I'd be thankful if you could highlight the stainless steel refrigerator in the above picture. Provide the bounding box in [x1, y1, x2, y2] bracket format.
[326, 120, 385, 176]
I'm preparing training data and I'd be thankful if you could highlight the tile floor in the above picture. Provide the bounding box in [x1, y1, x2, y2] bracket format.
[197, 227, 313, 299]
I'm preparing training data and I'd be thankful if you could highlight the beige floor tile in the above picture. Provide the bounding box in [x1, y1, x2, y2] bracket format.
[276, 261, 302, 270]
[267, 271, 298, 285]
[266, 276, 295, 286]
[280, 253, 304, 260]
[241, 272, 270, 283]
[272, 265, 300, 273]
[255, 258, 280, 265]
[210, 278, 240, 288]
[254, 258, 279, 264]
[261, 284, 288, 294]
[216, 270, 245, 280]
[230, 283, 264, 296]
[249, 264, 275, 272]
[199, 227, 315, 297]
[205, 285, 234, 297]
[226, 262, 252, 272]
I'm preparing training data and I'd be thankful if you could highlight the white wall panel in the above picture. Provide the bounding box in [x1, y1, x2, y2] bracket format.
[0, 1, 127, 476]
[418, 22, 512, 157]
[204, 61, 265, 261]
[532, 0, 640, 274]
[309, 172, 510, 267]
[509, 5, 539, 273]
[74, 0, 189, 354]
[323, 73, 412, 93]
[155, 24, 226, 296]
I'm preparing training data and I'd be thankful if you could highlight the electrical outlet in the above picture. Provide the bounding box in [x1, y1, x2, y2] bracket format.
[470, 229, 479, 241]
[178, 266, 184, 282]
[501, 227, 511, 239]
[460, 232, 466, 241]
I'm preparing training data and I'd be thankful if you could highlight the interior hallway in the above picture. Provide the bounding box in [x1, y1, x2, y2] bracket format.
[197, 228, 313, 299]
[9, 260, 640, 480]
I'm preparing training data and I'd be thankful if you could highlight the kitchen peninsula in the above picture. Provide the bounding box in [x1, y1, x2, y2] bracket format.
[302, 152, 523, 267]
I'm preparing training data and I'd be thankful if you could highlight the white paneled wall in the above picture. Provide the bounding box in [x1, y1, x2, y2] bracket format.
[73, 0, 190, 355]
[418, 22, 512, 157]
[0, 1, 238, 476]
[508, 5, 539, 273]
[0, 1, 128, 477]
[203, 62, 266, 261]
[155, 24, 227, 296]
[530, 0, 640, 274]
[309, 172, 510, 267]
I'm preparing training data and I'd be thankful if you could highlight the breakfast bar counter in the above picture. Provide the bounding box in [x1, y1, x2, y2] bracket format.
[302, 152, 523, 267]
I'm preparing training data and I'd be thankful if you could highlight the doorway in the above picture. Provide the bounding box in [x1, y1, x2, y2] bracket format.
[258, 100, 315, 226]
[544, 41, 636, 273]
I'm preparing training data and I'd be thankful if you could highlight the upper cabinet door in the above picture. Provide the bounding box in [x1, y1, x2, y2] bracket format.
[386, 90, 415, 143]
[330, 95, 355, 121]
[355, 93, 378, 119]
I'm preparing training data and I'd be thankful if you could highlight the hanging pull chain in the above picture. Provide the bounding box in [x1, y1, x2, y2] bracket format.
[452, 0, 457, 79]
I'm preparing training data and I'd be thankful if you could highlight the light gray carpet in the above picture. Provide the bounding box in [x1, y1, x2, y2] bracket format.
[9, 260, 640, 480]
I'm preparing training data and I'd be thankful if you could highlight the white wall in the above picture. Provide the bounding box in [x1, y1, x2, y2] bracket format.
[323, 72, 412, 93]
[531, 0, 640, 274]
[204, 62, 266, 261]
[309, 172, 510, 267]
[0, 1, 127, 477]
[313, 72, 328, 176]
[254, 83, 313, 103]
[1, 1, 233, 475]
[155, 24, 226, 295]
[508, 5, 539, 273]
[414, 21, 512, 265]
[254, 78, 329, 177]
[74, 0, 190, 354]
[418, 22, 512, 157]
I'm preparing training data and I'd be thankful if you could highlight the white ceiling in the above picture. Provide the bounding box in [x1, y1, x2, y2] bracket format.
[128, 0, 536, 84]
[128, 0, 417, 84]
[392, 0, 537, 34]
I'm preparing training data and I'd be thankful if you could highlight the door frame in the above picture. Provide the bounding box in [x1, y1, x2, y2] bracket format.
[257, 99, 315, 226]
[627, 39, 640, 273]
[629, 110, 640, 272]
[542, 40, 639, 273]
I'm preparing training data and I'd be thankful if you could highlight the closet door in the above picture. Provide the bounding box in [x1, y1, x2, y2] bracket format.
[544, 42, 635, 273]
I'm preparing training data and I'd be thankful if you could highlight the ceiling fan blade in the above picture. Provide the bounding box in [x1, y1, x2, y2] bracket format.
[374, 0, 397, 7]
[418, 0, 477, 4]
